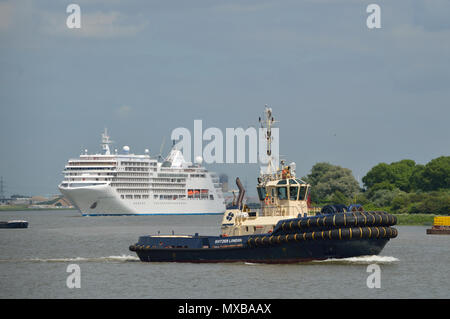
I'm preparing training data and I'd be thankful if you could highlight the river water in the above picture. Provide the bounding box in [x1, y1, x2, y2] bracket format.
[0, 210, 449, 299]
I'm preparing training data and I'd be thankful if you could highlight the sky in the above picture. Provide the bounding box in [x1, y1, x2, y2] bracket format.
[0, 0, 449, 197]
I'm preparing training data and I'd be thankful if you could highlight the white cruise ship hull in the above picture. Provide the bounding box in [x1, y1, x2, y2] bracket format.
[59, 184, 225, 216]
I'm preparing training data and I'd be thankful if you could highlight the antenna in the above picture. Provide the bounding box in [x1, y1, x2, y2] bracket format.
[101, 128, 114, 155]
[157, 136, 166, 161]
[259, 105, 278, 175]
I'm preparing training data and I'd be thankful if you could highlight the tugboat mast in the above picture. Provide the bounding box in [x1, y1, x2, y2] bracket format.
[259, 105, 278, 179]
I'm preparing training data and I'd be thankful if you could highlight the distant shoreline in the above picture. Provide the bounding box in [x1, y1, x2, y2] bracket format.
[0, 205, 76, 212]
[392, 213, 436, 226]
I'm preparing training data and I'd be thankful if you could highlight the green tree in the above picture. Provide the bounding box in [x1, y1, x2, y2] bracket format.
[369, 188, 406, 207]
[414, 191, 450, 215]
[303, 162, 360, 203]
[409, 164, 425, 191]
[329, 190, 350, 205]
[362, 163, 392, 189]
[416, 156, 450, 191]
[362, 159, 417, 192]
[390, 160, 417, 192]
[366, 181, 395, 199]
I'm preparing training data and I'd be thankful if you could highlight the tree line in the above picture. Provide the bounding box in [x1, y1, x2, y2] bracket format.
[303, 156, 450, 215]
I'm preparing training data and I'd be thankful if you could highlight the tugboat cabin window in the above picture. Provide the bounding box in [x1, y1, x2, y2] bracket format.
[277, 180, 287, 185]
[257, 187, 266, 201]
[289, 186, 298, 200]
[277, 187, 288, 200]
[305, 186, 310, 201]
[298, 185, 307, 200]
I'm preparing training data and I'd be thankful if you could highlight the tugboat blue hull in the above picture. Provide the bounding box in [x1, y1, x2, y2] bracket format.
[131, 238, 390, 263]
[129, 211, 398, 264]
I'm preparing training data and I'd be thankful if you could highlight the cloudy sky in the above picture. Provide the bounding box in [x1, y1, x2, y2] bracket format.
[0, 0, 449, 197]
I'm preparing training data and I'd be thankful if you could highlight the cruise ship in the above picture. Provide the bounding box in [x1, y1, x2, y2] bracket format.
[58, 129, 226, 216]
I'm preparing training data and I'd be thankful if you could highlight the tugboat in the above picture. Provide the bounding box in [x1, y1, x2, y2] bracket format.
[129, 107, 398, 263]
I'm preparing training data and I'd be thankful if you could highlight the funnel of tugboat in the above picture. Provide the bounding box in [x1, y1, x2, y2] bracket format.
[236, 177, 245, 210]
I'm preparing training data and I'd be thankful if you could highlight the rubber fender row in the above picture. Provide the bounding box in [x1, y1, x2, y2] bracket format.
[274, 211, 397, 235]
[129, 244, 154, 251]
[248, 226, 398, 247]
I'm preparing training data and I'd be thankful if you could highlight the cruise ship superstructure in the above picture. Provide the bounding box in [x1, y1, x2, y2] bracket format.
[58, 129, 226, 215]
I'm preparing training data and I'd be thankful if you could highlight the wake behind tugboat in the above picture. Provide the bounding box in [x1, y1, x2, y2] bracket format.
[129, 107, 398, 263]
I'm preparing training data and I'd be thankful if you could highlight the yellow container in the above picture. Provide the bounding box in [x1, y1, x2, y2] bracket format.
[433, 216, 450, 226]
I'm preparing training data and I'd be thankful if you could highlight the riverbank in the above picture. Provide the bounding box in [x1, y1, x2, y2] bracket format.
[393, 213, 436, 226]
[0, 205, 75, 211]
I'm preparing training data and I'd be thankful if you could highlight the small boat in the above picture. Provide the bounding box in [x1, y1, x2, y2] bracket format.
[129, 107, 398, 263]
[427, 216, 450, 235]
[0, 220, 28, 229]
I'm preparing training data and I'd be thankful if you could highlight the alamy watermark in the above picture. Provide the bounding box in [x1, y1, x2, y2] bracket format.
[66, 4, 81, 29]
[66, 264, 81, 289]
[366, 4, 381, 29]
[171, 120, 279, 165]
[65, 3, 382, 31]
[366, 264, 381, 289]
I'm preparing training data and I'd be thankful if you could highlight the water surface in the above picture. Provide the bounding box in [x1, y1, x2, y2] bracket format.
[0, 210, 449, 298]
